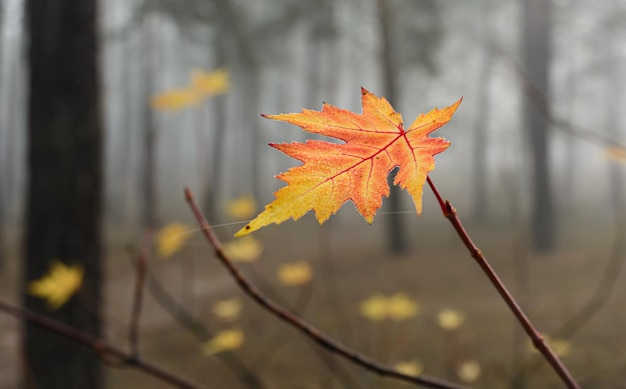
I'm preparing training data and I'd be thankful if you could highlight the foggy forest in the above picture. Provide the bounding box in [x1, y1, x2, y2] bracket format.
[0, 0, 625, 388]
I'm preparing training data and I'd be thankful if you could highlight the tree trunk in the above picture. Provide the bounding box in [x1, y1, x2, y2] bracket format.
[22, 0, 103, 388]
[472, 0, 494, 222]
[377, 0, 408, 254]
[522, 0, 555, 252]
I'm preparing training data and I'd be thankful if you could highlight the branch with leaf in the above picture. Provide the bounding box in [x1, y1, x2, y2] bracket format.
[189, 88, 580, 388]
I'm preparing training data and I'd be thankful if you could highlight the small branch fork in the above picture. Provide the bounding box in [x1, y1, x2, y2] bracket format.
[184, 188, 467, 389]
[426, 177, 580, 389]
[0, 300, 203, 389]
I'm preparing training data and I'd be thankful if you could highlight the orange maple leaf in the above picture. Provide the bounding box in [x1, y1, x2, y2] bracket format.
[236, 88, 461, 236]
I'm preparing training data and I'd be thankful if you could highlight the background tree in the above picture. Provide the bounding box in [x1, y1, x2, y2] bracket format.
[522, 0, 555, 252]
[22, 0, 104, 388]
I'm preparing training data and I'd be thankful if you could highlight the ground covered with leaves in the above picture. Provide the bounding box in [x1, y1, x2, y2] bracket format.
[1, 210, 625, 388]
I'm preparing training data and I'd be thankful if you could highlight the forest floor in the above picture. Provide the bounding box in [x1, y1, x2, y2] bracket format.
[1, 209, 626, 389]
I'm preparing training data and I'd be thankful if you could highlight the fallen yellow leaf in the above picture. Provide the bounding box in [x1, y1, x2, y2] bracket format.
[222, 236, 263, 262]
[212, 298, 242, 321]
[277, 260, 313, 286]
[457, 360, 481, 383]
[393, 360, 424, 376]
[202, 329, 244, 355]
[437, 308, 465, 331]
[360, 293, 420, 322]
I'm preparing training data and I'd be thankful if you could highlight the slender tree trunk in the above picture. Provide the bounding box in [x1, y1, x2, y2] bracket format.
[472, 0, 494, 222]
[141, 15, 157, 230]
[377, 0, 407, 254]
[522, 0, 555, 252]
[204, 30, 228, 223]
[22, 1, 103, 388]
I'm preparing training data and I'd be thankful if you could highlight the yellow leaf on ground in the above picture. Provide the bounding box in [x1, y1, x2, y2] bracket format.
[359, 294, 389, 322]
[226, 195, 257, 220]
[157, 222, 192, 259]
[28, 261, 84, 310]
[437, 308, 465, 331]
[191, 68, 230, 97]
[222, 236, 263, 262]
[202, 329, 244, 355]
[393, 360, 424, 376]
[359, 293, 419, 322]
[457, 360, 481, 383]
[277, 260, 313, 286]
[387, 293, 420, 321]
[212, 298, 242, 321]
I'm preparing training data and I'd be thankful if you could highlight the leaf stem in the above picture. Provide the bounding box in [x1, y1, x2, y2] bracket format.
[185, 187, 467, 389]
[426, 176, 580, 389]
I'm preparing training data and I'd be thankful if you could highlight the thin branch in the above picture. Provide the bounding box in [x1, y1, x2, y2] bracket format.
[426, 177, 580, 389]
[492, 42, 624, 149]
[0, 300, 203, 389]
[126, 248, 267, 389]
[184, 187, 467, 389]
[129, 246, 148, 357]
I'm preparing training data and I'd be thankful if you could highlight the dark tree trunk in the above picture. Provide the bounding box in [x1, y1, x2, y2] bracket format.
[522, 0, 555, 252]
[22, 0, 103, 388]
[378, 0, 408, 254]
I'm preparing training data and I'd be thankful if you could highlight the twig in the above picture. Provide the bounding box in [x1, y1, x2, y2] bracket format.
[129, 247, 148, 357]
[184, 187, 467, 389]
[0, 300, 204, 389]
[126, 248, 267, 389]
[426, 177, 580, 389]
[492, 42, 624, 149]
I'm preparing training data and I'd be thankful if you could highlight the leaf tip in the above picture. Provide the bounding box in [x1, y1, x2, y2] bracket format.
[234, 224, 252, 238]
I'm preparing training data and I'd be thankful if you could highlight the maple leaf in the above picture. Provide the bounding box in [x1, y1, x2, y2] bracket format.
[235, 88, 461, 236]
[28, 261, 84, 310]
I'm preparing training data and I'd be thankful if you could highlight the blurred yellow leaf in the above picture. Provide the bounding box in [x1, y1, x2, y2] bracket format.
[437, 308, 465, 331]
[222, 235, 263, 262]
[605, 146, 626, 164]
[359, 294, 388, 322]
[28, 261, 84, 310]
[387, 293, 420, 321]
[191, 68, 230, 97]
[277, 260, 313, 286]
[202, 328, 244, 356]
[528, 335, 572, 357]
[457, 360, 481, 383]
[157, 222, 192, 259]
[393, 360, 424, 376]
[226, 195, 257, 220]
[360, 293, 419, 322]
[151, 88, 201, 111]
[213, 298, 242, 321]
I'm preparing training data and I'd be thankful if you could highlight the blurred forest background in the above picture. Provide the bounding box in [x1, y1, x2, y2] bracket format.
[1, 0, 626, 388]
